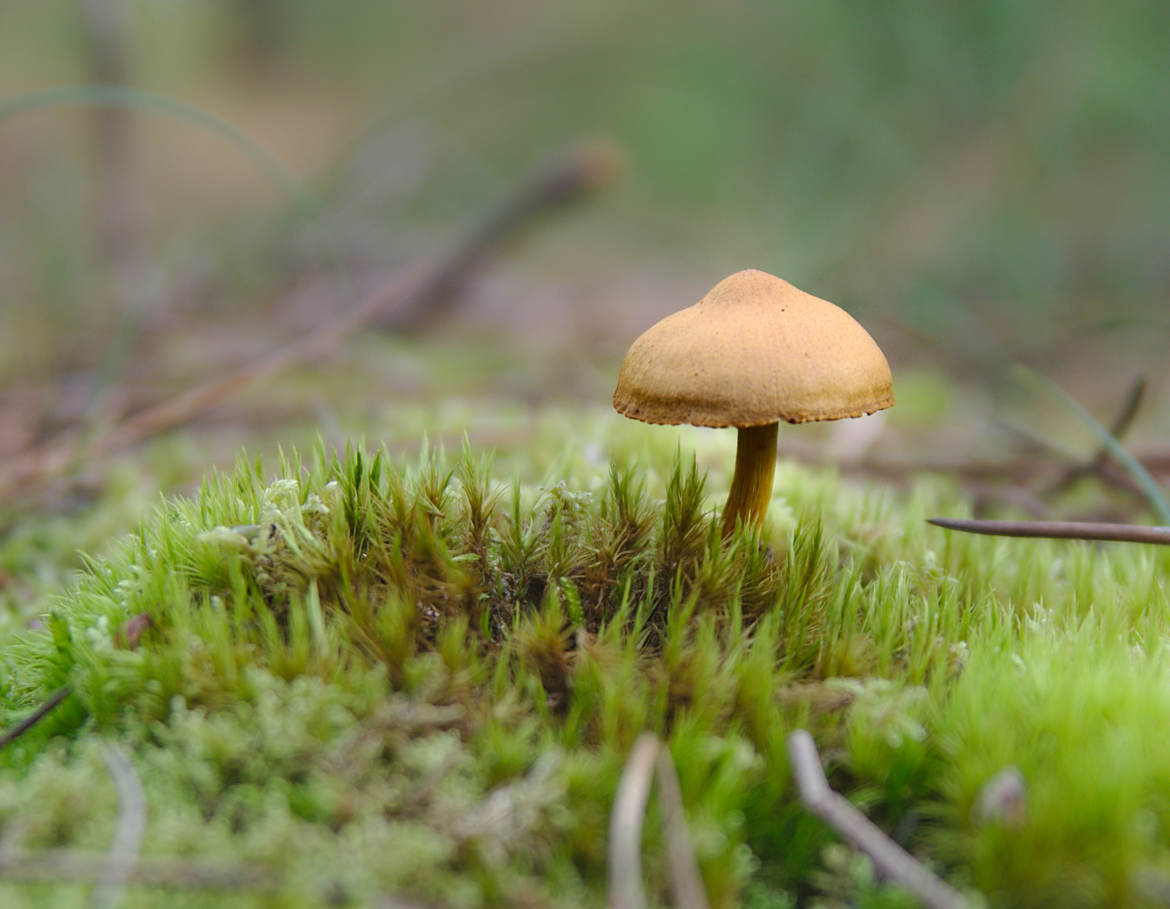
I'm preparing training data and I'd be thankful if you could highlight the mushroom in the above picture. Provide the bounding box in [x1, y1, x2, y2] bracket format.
[613, 268, 894, 537]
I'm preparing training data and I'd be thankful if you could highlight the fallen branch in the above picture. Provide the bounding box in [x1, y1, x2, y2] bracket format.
[787, 730, 969, 909]
[0, 138, 624, 503]
[988, 377, 1152, 508]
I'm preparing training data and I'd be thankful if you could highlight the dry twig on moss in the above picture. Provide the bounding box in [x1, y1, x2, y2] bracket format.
[787, 730, 969, 909]
[608, 733, 711, 909]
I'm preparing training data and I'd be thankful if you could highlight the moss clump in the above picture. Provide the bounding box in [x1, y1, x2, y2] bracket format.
[3, 439, 1170, 907]
[0, 443, 844, 906]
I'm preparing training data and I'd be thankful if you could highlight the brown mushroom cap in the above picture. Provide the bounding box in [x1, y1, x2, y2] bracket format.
[613, 269, 894, 427]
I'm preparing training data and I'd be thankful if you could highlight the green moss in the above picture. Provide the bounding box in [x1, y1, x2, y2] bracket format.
[2, 436, 1170, 906]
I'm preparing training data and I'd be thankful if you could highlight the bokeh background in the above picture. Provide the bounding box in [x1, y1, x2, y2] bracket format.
[2, 0, 1169, 507]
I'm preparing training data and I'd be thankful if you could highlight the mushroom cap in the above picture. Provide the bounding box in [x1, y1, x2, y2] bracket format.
[613, 269, 894, 427]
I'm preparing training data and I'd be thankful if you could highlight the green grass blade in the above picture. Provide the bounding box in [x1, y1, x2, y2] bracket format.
[0, 84, 311, 208]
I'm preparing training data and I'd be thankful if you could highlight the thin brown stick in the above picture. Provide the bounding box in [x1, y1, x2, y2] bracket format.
[0, 138, 623, 503]
[787, 730, 969, 909]
[927, 517, 1170, 545]
[0, 687, 71, 751]
[608, 733, 658, 909]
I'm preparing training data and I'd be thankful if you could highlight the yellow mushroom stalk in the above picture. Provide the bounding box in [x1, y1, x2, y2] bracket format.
[612, 268, 893, 537]
[721, 422, 780, 536]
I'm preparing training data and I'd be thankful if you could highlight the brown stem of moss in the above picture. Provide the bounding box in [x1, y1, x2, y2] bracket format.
[721, 422, 779, 537]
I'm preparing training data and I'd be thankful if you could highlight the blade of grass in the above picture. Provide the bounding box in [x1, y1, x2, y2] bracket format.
[1012, 365, 1170, 524]
[0, 85, 309, 206]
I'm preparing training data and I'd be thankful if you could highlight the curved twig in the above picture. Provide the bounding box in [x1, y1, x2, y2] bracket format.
[788, 730, 969, 909]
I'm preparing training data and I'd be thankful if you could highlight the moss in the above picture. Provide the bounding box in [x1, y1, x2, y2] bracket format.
[2, 436, 1170, 906]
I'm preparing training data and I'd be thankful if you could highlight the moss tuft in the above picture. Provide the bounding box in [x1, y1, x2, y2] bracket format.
[3, 439, 1170, 906]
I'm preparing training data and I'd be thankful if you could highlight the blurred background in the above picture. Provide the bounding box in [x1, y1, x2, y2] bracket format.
[1, 0, 1169, 524]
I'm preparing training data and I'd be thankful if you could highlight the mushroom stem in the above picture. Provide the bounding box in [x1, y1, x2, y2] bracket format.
[721, 422, 779, 537]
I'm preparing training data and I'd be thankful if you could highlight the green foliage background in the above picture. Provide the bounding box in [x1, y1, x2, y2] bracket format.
[2, 1, 1169, 368]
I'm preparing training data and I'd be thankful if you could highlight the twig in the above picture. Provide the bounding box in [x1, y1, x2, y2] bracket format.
[654, 747, 710, 909]
[0, 849, 274, 890]
[787, 730, 969, 909]
[95, 742, 148, 909]
[989, 378, 1151, 507]
[927, 517, 1170, 545]
[608, 734, 712, 909]
[0, 687, 72, 751]
[1044, 375, 1147, 496]
[0, 138, 624, 504]
[1013, 366, 1170, 524]
[984, 416, 1150, 507]
[608, 733, 658, 909]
